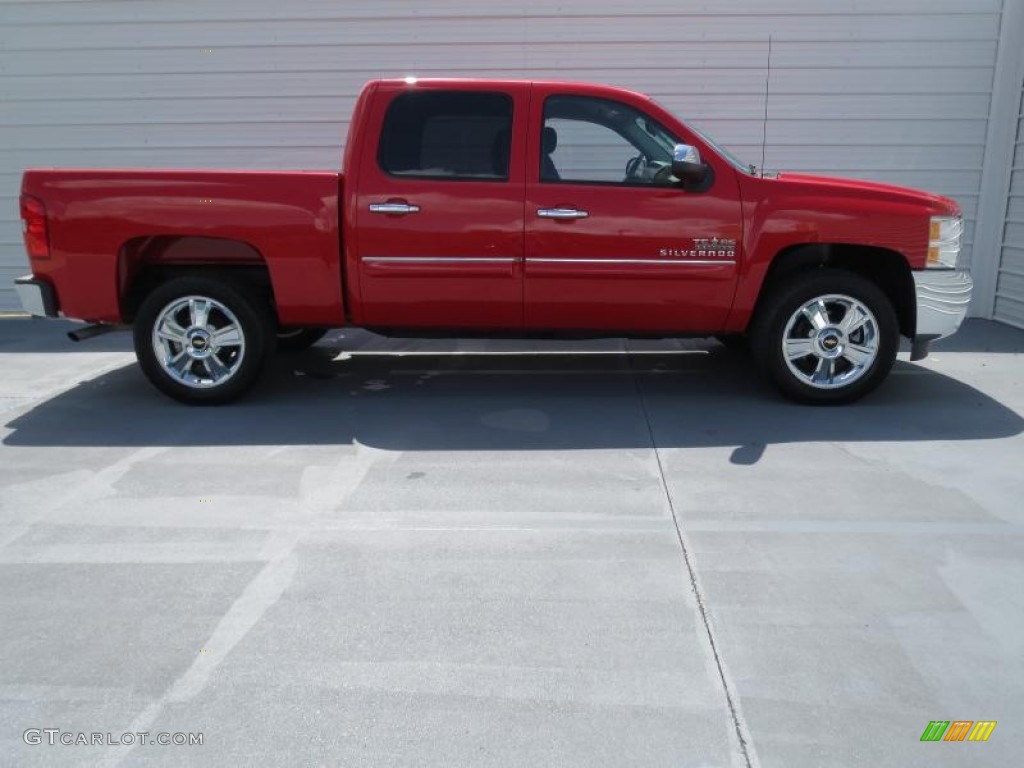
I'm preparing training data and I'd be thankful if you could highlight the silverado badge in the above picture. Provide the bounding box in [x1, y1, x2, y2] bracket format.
[660, 237, 737, 259]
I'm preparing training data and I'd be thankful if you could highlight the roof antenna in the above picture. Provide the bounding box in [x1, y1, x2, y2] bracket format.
[760, 35, 772, 177]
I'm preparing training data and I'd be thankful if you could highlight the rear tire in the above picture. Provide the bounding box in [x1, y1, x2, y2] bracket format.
[750, 269, 899, 404]
[133, 276, 275, 404]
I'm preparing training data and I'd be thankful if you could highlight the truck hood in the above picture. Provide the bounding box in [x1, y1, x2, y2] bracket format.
[770, 172, 960, 216]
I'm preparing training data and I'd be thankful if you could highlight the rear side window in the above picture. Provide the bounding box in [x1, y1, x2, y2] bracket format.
[378, 91, 513, 181]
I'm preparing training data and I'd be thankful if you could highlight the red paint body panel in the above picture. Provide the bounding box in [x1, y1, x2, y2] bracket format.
[352, 80, 530, 328]
[723, 172, 960, 332]
[22, 169, 342, 325]
[524, 82, 742, 332]
[18, 78, 960, 336]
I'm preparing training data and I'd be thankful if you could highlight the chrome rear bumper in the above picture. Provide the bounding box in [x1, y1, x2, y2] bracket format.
[14, 275, 58, 318]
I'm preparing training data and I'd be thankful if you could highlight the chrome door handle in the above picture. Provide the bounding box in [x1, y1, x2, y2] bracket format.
[537, 207, 589, 219]
[369, 202, 420, 215]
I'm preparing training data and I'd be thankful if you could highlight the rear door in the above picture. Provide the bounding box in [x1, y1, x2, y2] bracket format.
[354, 82, 527, 328]
[524, 85, 743, 332]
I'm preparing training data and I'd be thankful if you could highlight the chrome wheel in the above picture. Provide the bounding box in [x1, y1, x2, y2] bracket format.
[151, 295, 246, 389]
[781, 293, 879, 390]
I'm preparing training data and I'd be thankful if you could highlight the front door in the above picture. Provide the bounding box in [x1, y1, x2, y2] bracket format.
[524, 88, 743, 333]
[355, 83, 526, 328]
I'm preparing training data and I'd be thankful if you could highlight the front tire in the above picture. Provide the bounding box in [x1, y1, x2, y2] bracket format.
[133, 276, 274, 404]
[751, 270, 899, 404]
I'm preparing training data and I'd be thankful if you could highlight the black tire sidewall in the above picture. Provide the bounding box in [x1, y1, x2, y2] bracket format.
[751, 270, 899, 404]
[133, 276, 274, 404]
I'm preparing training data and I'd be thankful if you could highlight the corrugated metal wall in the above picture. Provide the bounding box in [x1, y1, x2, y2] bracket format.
[0, 0, 1009, 313]
[995, 73, 1024, 328]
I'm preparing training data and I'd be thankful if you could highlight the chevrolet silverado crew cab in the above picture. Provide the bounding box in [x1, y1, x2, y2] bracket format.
[15, 78, 972, 405]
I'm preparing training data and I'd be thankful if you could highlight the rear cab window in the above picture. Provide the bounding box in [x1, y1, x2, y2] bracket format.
[377, 91, 514, 181]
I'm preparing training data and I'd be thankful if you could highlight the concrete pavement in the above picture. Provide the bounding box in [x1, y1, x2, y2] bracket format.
[1, 317, 1021, 767]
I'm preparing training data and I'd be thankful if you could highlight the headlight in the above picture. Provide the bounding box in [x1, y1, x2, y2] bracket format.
[928, 216, 962, 269]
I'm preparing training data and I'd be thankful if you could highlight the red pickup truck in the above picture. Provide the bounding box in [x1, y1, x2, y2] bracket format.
[15, 78, 972, 405]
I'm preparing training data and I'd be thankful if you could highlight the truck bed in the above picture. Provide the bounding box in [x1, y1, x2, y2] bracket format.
[21, 169, 343, 325]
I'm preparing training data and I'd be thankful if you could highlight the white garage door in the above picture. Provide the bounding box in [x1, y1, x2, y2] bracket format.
[0, 0, 1006, 312]
[994, 73, 1024, 328]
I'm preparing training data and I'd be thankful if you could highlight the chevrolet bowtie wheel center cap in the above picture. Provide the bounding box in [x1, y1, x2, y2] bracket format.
[817, 330, 843, 358]
[186, 329, 212, 358]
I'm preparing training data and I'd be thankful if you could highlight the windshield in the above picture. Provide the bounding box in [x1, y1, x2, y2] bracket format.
[687, 122, 755, 175]
[650, 98, 755, 174]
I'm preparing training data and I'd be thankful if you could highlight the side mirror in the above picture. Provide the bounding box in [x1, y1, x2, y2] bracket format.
[671, 143, 709, 184]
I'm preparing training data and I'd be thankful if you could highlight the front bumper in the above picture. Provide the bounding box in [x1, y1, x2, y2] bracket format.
[910, 269, 972, 360]
[14, 275, 59, 318]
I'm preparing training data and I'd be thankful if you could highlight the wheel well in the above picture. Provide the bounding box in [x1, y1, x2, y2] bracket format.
[118, 235, 275, 322]
[754, 243, 916, 338]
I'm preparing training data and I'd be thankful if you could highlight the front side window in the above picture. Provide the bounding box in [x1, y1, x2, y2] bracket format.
[378, 90, 513, 181]
[541, 95, 679, 185]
